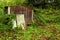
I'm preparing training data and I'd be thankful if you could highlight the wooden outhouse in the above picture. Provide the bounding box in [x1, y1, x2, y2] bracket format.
[4, 6, 33, 25]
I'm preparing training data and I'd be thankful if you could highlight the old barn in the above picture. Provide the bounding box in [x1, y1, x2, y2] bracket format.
[4, 6, 33, 29]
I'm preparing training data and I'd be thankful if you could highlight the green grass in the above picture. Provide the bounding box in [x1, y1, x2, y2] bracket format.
[0, 23, 60, 40]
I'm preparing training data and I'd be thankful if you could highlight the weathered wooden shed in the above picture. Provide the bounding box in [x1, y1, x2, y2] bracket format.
[4, 6, 33, 24]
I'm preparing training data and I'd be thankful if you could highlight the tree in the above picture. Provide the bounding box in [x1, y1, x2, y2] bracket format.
[28, 0, 44, 5]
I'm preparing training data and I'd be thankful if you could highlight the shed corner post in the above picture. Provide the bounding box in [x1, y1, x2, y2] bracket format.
[8, 6, 10, 14]
[32, 10, 34, 22]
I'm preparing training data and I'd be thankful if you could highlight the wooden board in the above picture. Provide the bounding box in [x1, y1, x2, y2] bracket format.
[16, 14, 26, 30]
[5, 6, 33, 24]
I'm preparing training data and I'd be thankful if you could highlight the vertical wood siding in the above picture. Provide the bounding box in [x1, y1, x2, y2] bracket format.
[5, 6, 33, 24]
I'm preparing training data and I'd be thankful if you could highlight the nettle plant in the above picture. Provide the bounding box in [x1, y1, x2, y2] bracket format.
[0, 14, 15, 31]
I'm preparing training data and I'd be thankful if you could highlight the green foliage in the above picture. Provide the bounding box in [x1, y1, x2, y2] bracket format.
[35, 8, 60, 23]
[0, 26, 60, 40]
[0, 0, 26, 6]
[0, 14, 15, 32]
[0, 0, 60, 40]
[34, 8, 47, 26]
[28, 0, 44, 5]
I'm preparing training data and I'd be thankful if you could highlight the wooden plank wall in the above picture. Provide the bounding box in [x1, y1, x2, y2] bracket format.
[9, 6, 33, 24]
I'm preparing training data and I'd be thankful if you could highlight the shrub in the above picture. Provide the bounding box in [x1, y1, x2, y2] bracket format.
[33, 8, 46, 26]
[0, 14, 15, 32]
